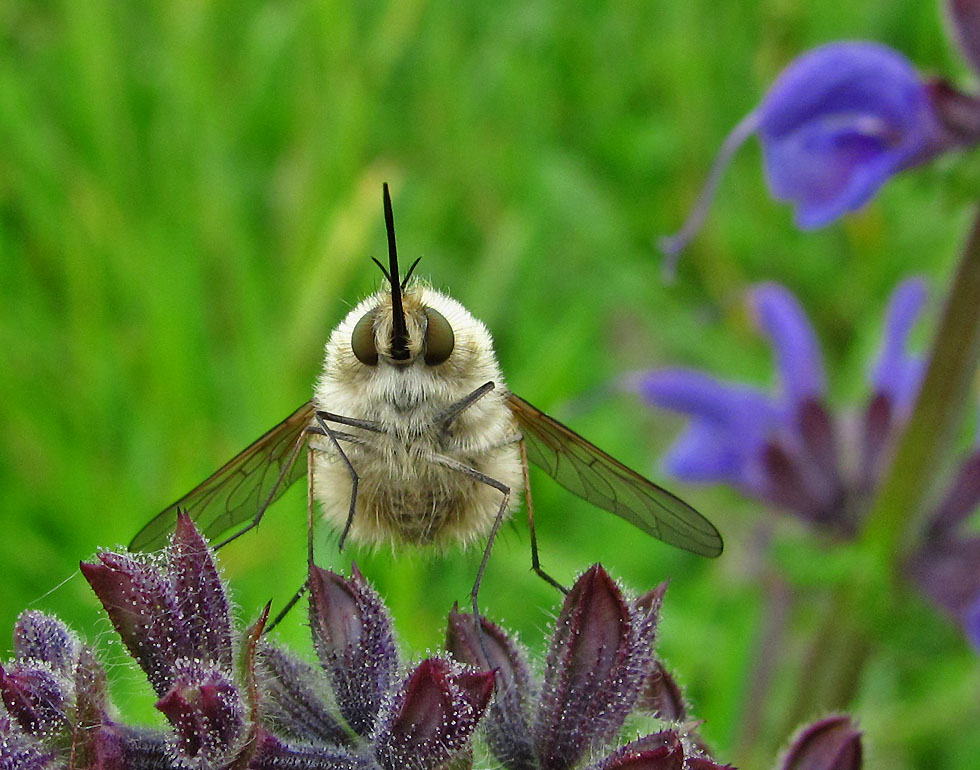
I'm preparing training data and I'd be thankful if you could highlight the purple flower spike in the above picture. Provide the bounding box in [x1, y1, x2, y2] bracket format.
[309, 563, 398, 737]
[633, 278, 946, 538]
[759, 42, 939, 228]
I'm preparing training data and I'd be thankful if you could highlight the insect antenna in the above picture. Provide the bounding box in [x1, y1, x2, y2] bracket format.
[401, 256, 422, 289]
[382, 183, 410, 361]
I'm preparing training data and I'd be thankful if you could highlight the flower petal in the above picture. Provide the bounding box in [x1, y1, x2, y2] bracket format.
[751, 282, 826, 407]
[870, 277, 927, 414]
[759, 42, 938, 227]
[628, 369, 779, 486]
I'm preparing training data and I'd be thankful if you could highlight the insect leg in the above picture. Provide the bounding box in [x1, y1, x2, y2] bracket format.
[266, 581, 310, 632]
[313, 412, 361, 551]
[211, 426, 310, 550]
[520, 438, 567, 594]
[424, 451, 510, 623]
[266, 449, 322, 635]
[434, 381, 495, 432]
[316, 411, 384, 433]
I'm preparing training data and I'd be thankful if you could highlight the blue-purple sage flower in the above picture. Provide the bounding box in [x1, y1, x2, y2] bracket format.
[626, 279, 928, 534]
[660, 39, 980, 272]
[628, 279, 980, 645]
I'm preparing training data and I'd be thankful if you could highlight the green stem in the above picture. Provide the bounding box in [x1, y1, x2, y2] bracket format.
[778, 205, 980, 741]
[862, 205, 980, 565]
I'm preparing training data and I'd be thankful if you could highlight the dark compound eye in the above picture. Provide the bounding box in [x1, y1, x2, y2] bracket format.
[351, 309, 379, 366]
[423, 307, 455, 365]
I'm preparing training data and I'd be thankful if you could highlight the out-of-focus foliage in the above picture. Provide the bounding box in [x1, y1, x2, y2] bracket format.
[0, 1, 977, 768]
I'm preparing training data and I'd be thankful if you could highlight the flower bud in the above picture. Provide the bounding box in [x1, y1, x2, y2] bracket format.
[308, 563, 397, 737]
[780, 715, 862, 770]
[375, 658, 494, 770]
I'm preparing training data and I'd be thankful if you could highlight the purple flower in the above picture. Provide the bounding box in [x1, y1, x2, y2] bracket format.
[660, 41, 980, 271]
[74, 514, 496, 769]
[631, 278, 980, 646]
[627, 278, 927, 534]
[447, 565, 732, 770]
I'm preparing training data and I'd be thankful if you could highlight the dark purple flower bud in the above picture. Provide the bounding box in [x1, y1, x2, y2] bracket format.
[587, 730, 686, 770]
[155, 660, 247, 766]
[534, 565, 654, 770]
[0, 662, 71, 739]
[81, 514, 234, 698]
[256, 643, 353, 747]
[780, 715, 862, 770]
[68, 645, 115, 765]
[375, 658, 494, 770]
[80, 551, 183, 696]
[169, 510, 233, 670]
[12, 612, 80, 676]
[309, 563, 398, 737]
[634, 581, 669, 621]
[661, 42, 952, 264]
[636, 661, 687, 722]
[446, 606, 535, 769]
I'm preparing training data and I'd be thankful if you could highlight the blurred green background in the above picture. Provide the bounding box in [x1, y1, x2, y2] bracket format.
[1, 1, 978, 768]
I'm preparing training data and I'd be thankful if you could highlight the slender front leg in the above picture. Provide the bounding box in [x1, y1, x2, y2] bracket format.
[434, 381, 496, 436]
[312, 412, 361, 551]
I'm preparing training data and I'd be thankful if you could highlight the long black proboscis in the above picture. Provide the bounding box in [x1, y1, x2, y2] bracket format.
[383, 183, 410, 360]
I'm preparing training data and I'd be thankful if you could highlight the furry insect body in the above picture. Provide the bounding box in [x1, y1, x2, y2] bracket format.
[313, 284, 522, 548]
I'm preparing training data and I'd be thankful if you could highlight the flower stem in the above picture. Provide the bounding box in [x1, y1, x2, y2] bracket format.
[862, 204, 980, 566]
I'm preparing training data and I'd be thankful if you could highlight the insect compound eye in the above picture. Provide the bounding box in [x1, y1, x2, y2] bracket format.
[351, 309, 379, 366]
[423, 307, 455, 365]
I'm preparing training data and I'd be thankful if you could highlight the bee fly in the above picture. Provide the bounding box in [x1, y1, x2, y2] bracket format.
[131, 184, 722, 614]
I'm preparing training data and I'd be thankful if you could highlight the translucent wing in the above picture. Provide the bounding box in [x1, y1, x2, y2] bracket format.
[506, 392, 723, 557]
[129, 402, 316, 551]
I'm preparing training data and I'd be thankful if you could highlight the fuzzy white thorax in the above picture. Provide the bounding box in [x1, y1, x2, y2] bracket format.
[312, 282, 523, 549]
